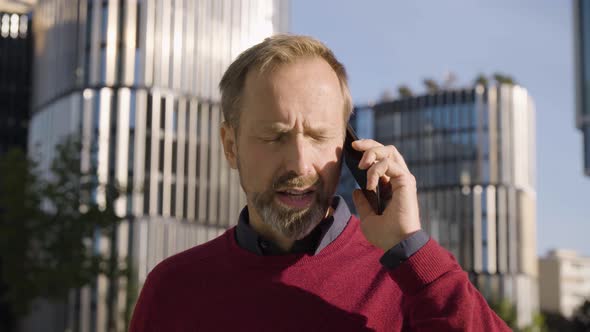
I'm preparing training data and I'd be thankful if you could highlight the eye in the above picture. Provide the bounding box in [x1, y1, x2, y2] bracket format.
[310, 133, 332, 143]
[313, 135, 327, 141]
[262, 133, 286, 143]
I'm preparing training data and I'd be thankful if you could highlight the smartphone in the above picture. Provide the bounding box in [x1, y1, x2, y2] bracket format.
[343, 124, 386, 215]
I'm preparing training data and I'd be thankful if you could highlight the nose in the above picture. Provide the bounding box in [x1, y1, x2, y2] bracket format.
[283, 134, 312, 176]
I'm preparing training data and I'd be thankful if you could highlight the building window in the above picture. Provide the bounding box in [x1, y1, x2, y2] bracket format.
[172, 141, 177, 174]
[171, 183, 176, 217]
[157, 180, 163, 215]
[172, 100, 178, 132]
[160, 96, 166, 130]
[143, 178, 149, 215]
[146, 94, 153, 129]
[100, 48, 107, 83]
[130, 91, 136, 129]
[158, 139, 164, 171]
[128, 133, 135, 172]
[1, 14, 9, 38]
[182, 184, 188, 219]
[101, 2, 108, 44]
[144, 134, 151, 173]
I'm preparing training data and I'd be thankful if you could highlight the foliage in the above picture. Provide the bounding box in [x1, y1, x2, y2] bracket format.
[543, 311, 574, 331]
[397, 85, 414, 98]
[493, 72, 516, 85]
[490, 298, 518, 329]
[0, 136, 126, 320]
[490, 298, 548, 332]
[474, 73, 489, 86]
[572, 300, 590, 332]
[423, 78, 440, 93]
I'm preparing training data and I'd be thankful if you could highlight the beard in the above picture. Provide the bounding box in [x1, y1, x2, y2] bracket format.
[244, 169, 332, 241]
[251, 171, 331, 240]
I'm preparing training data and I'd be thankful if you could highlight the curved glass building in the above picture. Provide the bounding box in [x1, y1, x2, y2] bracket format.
[26, 0, 288, 331]
[354, 84, 538, 327]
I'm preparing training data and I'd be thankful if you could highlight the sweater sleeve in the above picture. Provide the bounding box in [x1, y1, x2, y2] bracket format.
[129, 271, 160, 332]
[388, 239, 511, 331]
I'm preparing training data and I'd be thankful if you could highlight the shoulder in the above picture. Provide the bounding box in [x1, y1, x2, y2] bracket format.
[146, 227, 234, 284]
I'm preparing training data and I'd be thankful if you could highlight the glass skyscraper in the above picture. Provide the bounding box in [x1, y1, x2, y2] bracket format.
[574, 0, 590, 177]
[0, 9, 31, 155]
[26, 1, 288, 331]
[351, 85, 538, 327]
[0, 4, 33, 331]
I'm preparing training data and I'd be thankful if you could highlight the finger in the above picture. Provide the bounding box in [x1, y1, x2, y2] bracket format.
[358, 145, 395, 169]
[367, 158, 407, 191]
[365, 145, 410, 173]
[352, 189, 375, 220]
[366, 159, 389, 191]
[393, 149, 410, 172]
[351, 139, 383, 152]
[353, 140, 410, 173]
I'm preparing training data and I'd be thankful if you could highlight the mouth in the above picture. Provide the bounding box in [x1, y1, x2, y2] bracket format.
[275, 187, 316, 208]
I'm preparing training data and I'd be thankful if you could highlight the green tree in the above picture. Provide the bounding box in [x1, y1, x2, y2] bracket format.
[0, 136, 126, 324]
[543, 311, 574, 332]
[490, 298, 548, 332]
[521, 313, 548, 332]
[474, 73, 489, 86]
[572, 300, 590, 332]
[493, 72, 516, 85]
[490, 298, 518, 329]
[423, 78, 440, 94]
[397, 85, 414, 98]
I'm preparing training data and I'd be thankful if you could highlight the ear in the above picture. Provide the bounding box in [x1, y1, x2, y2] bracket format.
[220, 122, 238, 169]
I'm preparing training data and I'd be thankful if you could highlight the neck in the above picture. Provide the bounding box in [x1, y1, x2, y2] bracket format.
[248, 203, 334, 252]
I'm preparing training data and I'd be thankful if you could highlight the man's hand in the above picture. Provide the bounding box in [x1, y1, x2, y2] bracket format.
[351, 139, 422, 251]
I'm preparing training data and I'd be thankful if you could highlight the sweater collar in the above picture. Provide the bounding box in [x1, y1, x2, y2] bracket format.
[235, 196, 352, 256]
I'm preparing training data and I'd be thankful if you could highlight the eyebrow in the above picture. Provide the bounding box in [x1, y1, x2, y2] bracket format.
[262, 122, 334, 135]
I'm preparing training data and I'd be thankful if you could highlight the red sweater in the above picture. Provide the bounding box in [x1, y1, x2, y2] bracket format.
[130, 216, 510, 331]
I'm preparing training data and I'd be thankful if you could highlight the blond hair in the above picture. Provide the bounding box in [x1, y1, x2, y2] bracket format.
[219, 34, 353, 129]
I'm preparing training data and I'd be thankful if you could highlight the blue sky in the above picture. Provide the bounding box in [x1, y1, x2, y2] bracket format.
[291, 0, 590, 256]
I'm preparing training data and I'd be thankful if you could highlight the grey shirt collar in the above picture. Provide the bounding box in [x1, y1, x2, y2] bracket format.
[234, 196, 352, 255]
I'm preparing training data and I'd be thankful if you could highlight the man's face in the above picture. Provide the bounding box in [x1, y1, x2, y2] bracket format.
[223, 57, 346, 240]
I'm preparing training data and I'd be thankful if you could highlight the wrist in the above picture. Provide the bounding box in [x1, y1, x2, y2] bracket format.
[386, 228, 422, 251]
[380, 230, 430, 270]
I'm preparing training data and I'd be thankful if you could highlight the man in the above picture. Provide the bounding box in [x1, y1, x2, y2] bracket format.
[129, 35, 510, 331]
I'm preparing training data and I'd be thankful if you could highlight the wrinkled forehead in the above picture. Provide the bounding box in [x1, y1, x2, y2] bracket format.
[239, 58, 346, 129]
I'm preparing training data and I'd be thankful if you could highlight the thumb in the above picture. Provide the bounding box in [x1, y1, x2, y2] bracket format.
[352, 189, 374, 220]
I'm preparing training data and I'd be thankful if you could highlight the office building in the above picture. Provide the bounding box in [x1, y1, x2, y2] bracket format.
[574, 0, 590, 176]
[352, 84, 537, 327]
[0, 2, 33, 331]
[26, 0, 288, 331]
[539, 249, 590, 318]
[0, 7, 31, 154]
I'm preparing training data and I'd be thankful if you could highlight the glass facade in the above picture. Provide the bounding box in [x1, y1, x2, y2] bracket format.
[349, 85, 538, 327]
[574, 0, 590, 176]
[0, 11, 31, 155]
[27, 1, 288, 331]
[0, 8, 32, 332]
[585, 126, 590, 175]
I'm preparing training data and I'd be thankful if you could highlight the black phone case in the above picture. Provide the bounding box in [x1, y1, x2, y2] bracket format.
[343, 125, 385, 215]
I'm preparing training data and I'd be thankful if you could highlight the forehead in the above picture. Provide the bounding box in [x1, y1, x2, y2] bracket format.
[240, 57, 345, 129]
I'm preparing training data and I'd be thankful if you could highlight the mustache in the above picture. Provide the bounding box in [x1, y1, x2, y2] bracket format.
[272, 171, 321, 190]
